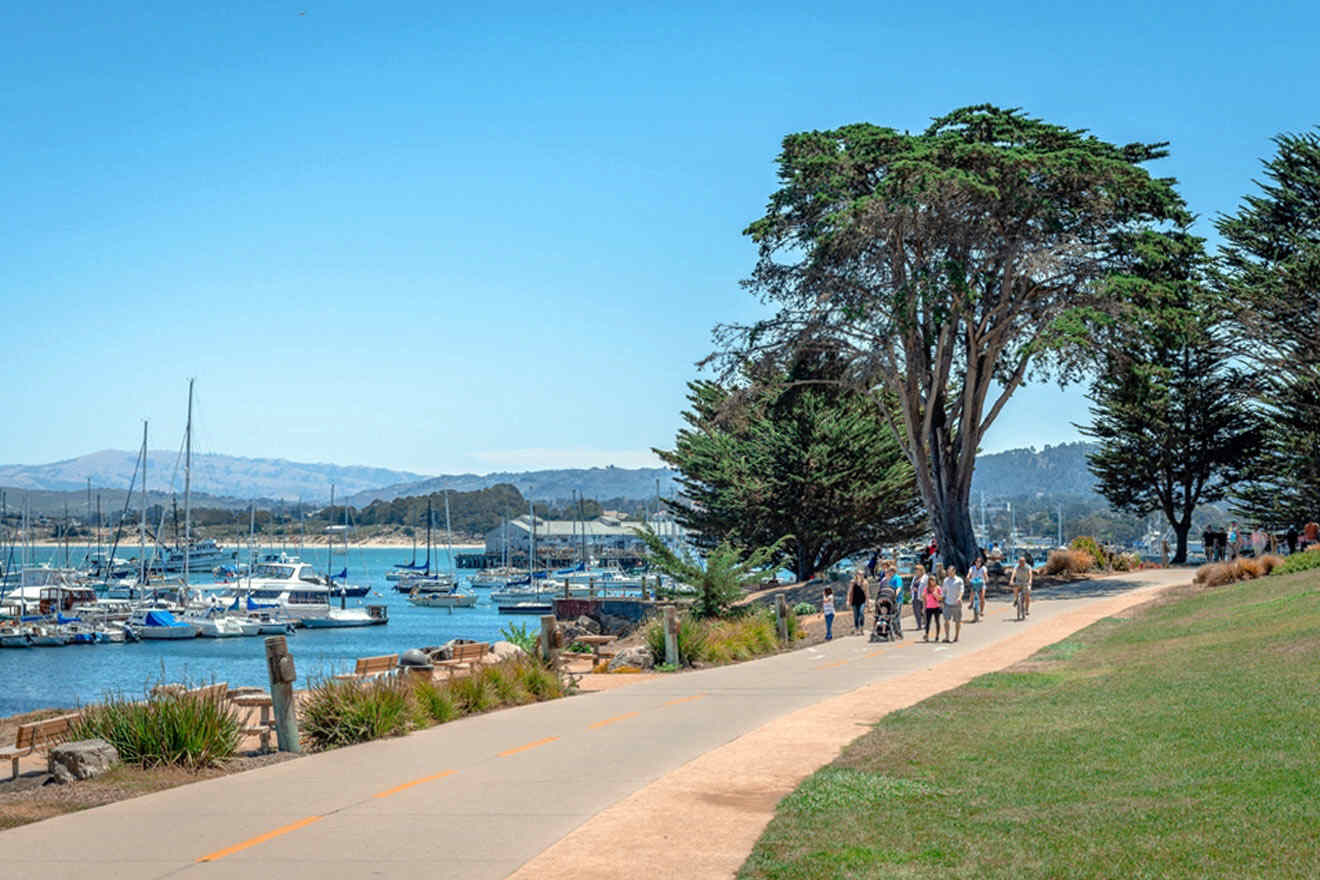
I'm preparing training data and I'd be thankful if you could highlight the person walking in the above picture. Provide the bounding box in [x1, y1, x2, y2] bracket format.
[1201, 525, 1214, 561]
[886, 562, 905, 639]
[1304, 520, 1320, 550]
[1286, 524, 1299, 555]
[1251, 527, 1267, 558]
[966, 556, 987, 623]
[1010, 555, 1033, 620]
[822, 586, 836, 641]
[922, 569, 943, 642]
[847, 571, 868, 635]
[1227, 521, 1241, 560]
[942, 567, 964, 642]
[910, 564, 928, 633]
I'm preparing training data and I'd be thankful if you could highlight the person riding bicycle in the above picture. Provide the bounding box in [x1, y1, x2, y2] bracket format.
[1010, 555, 1033, 620]
[966, 556, 987, 623]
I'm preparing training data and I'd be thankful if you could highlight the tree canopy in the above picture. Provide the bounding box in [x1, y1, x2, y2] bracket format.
[717, 105, 1187, 570]
[1080, 230, 1261, 562]
[1217, 128, 1320, 527]
[657, 354, 925, 580]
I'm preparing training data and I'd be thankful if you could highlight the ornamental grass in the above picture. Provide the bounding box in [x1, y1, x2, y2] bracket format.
[72, 685, 241, 769]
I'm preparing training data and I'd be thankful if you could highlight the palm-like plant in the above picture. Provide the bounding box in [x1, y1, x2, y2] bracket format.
[634, 525, 790, 618]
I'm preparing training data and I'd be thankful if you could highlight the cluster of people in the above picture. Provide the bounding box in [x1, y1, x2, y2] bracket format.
[821, 554, 1036, 644]
[1201, 520, 1320, 560]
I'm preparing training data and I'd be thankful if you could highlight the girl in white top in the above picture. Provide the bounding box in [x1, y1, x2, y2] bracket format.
[966, 557, 988, 623]
[822, 587, 836, 641]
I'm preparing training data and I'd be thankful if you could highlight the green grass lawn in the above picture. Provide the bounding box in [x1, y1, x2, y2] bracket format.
[740, 570, 1320, 879]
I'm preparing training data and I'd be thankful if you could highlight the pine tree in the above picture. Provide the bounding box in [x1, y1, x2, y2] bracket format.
[1217, 128, 1320, 527]
[1081, 231, 1261, 562]
[657, 354, 925, 580]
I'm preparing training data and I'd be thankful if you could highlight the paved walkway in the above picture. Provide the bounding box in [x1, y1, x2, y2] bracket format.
[0, 570, 1189, 880]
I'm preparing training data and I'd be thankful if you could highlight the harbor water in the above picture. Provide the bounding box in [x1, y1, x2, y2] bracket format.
[0, 545, 520, 717]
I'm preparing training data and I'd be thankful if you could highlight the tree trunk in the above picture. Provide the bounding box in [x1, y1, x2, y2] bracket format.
[1172, 522, 1190, 565]
[935, 494, 978, 575]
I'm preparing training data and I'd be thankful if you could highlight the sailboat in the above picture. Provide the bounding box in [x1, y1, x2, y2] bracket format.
[408, 491, 477, 608]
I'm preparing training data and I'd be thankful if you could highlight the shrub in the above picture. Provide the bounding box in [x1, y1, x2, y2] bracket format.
[792, 602, 817, 615]
[1258, 554, 1283, 574]
[500, 621, 539, 654]
[479, 664, 531, 706]
[1273, 547, 1320, 576]
[566, 641, 593, 654]
[413, 679, 459, 724]
[72, 686, 241, 769]
[1044, 549, 1093, 576]
[1112, 551, 1142, 572]
[300, 676, 420, 751]
[447, 674, 497, 714]
[1069, 536, 1106, 569]
[644, 613, 709, 666]
[517, 659, 564, 701]
[1234, 557, 1265, 580]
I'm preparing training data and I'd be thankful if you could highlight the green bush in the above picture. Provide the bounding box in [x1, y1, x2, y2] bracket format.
[1069, 536, 1106, 569]
[517, 659, 565, 701]
[300, 676, 420, 751]
[792, 602, 817, 615]
[447, 674, 497, 714]
[479, 664, 531, 706]
[1273, 548, 1320, 576]
[413, 679, 459, 723]
[499, 621, 539, 654]
[644, 612, 710, 666]
[72, 686, 242, 769]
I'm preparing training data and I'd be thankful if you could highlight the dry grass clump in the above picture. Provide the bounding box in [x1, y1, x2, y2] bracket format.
[1044, 549, 1094, 576]
[1194, 555, 1282, 588]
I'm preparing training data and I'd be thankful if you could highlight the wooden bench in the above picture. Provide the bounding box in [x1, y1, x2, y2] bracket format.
[575, 634, 618, 667]
[334, 654, 399, 681]
[182, 682, 229, 702]
[1, 712, 81, 780]
[435, 642, 490, 677]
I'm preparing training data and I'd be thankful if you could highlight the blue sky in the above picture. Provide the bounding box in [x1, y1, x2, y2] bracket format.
[3, 1, 1316, 475]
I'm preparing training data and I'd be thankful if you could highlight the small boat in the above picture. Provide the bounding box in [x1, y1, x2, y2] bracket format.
[407, 590, 478, 608]
[131, 609, 199, 640]
[497, 601, 553, 615]
[185, 612, 253, 638]
[299, 605, 389, 628]
[30, 625, 72, 647]
[0, 626, 32, 648]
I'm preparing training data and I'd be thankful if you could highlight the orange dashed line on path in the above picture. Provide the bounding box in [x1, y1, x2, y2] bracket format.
[197, 815, 323, 863]
[589, 712, 640, 730]
[499, 737, 559, 757]
[817, 659, 849, 670]
[373, 769, 457, 799]
[663, 694, 706, 707]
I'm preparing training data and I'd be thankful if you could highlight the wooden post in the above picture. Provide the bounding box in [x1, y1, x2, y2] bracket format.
[640, 576, 648, 601]
[539, 615, 558, 664]
[663, 605, 679, 666]
[589, 576, 596, 599]
[775, 592, 789, 643]
[264, 636, 300, 753]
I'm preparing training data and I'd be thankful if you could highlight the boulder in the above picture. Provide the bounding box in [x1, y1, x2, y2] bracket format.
[48, 739, 119, 784]
[607, 645, 654, 672]
[574, 615, 601, 635]
[598, 613, 635, 637]
[489, 640, 525, 662]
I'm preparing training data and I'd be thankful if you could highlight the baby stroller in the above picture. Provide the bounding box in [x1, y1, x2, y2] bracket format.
[870, 585, 900, 642]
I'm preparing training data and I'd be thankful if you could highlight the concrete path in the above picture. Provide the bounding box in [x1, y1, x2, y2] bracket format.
[0, 569, 1189, 880]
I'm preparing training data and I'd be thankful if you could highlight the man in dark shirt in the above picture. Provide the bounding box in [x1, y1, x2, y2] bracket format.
[1286, 524, 1299, 555]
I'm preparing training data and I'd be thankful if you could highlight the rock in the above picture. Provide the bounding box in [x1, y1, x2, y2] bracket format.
[607, 645, 654, 672]
[426, 638, 480, 661]
[48, 739, 119, 784]
[574, 615, 601, 635]
[489, 640, 525, 662]
[598, 613, 634, 637]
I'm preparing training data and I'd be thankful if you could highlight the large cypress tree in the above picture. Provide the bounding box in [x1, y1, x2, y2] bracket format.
[657, 354, 925, 581]
[1218, 128, 1320, 527]
[716, 106, 1187, 572]
[1081, 231, 1261, 562]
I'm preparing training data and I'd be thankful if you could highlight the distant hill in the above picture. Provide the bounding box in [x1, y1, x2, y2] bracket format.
[0, 450, 426, 502]
[971, 442, 1100, 498]
[344, 467, 679, 507]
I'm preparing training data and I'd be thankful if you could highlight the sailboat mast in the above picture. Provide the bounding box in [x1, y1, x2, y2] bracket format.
[139, 421, 147, 584]
[327, 484, 334, 586]
[444, 489, 455, 579]
[183, 377, 193, 588]
[425, 496, 433, 572]
[528, 490, 535, 583]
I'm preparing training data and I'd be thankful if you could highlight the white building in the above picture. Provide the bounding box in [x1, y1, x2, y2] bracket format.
[484, 513, 685, 557]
